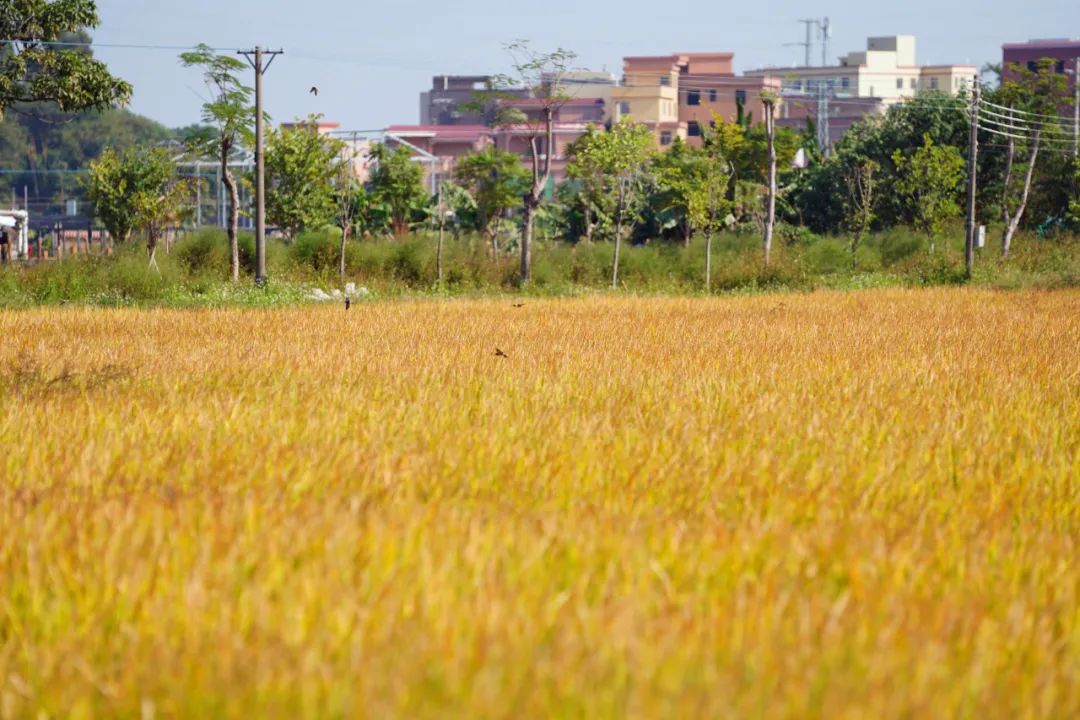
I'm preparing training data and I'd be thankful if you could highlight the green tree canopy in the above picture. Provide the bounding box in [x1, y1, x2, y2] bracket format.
[83, 145, 188, 265]
[367, 142, 427, 236]
[892, 134, 965, 252]
[0, 1, 131, 117]
[265, 116, 344, 241]
[453, 145, 528, 252]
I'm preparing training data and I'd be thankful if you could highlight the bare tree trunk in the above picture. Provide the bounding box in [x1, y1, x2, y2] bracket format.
[520, 108, 554, 283]
[147, 230, 160, 273]
[437, 217, 445, 283]
[612, 185, 624, 290]
[339, 224, 349, 282]
[1002, 129, 1040, 258]
[583, 207, 594, 243]
[763, 99, 777, 269]
[683, 219, 692, 247]
[222, 147, 241, 282]
[705, 233, 712, 292]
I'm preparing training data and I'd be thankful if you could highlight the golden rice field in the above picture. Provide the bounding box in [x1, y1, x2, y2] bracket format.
[0, 288, 1078, 719]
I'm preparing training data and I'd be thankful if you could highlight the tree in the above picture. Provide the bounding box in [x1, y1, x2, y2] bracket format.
[367, 142, 427, 236]
[83, 146, 188, 268]
[892, 135, 965, 253]
[565, 120, 653, 288]
[334, 161, 360, 281]
[180, 44, 255, 282]
[490, 41, 577, 282]
[843, 158, 878, 264]
[265, 116, 343, 241]
[430, 181, 475, 283]
[454, 146, 528, 255]
[603, 121, 654, 289]
[762, 92, 778, 268]
[652, 139, 733, 288]
[564, 124, 608, 243]
[651, 138, 701, 246]
[996, 58, 1070, 257]
[0, 1, 131, 118]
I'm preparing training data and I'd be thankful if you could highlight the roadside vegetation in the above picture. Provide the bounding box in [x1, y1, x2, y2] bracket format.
[1, 225, 1078, 307]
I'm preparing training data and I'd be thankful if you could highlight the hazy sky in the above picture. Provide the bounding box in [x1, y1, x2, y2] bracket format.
[92, 0, 1078, 131]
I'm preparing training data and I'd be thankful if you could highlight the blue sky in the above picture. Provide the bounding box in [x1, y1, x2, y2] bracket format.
[93, 0, 1078, 130]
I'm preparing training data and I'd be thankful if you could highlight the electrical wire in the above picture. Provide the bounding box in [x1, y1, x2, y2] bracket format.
[980, 98, 1077, 124]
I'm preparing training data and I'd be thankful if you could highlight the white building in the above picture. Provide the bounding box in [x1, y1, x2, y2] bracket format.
[745, 36, 977, 104]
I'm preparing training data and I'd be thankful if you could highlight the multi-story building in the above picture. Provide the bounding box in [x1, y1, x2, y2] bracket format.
[419, 75, 528, 126]
[543, 70, 618, 122]
[746, 36, 977, 102]
[385, 114, 592, 192]
[1002, 38, 1080, 94]
[611, 52, 782, 147]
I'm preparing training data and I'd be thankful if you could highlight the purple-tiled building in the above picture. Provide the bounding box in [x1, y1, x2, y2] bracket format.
[1002, 38, 1080, 92]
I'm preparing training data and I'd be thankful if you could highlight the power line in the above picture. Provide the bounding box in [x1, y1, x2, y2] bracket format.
[0, 39, 241, 52]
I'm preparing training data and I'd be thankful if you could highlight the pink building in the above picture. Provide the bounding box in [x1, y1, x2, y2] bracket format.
[384, 120, 591, 192]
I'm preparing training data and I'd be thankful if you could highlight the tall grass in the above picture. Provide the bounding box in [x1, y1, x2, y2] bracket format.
[0, 289, 1077, 717]
[0, 226, 1078, 307]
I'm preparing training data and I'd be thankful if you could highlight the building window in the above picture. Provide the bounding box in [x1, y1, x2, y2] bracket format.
[660, 75, 670, 86]
[619, 101, 630, 116]
[687, 121, 701, 137]
[841, 77, 850, 90]
[687, 90, 700, 106]
[659, 131, 672, 146]
[910, 77, 917, 89]
[708, 89, 717, 102]
[735, 89, 746, 104]
[896, 77, 903, 89]
[930, 77, 938, 89]
[1055, 60, 1066, 73]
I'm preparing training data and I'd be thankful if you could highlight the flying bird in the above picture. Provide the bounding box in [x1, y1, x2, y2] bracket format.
[494, 348, 508, 359]
[310, 86, 319, 96]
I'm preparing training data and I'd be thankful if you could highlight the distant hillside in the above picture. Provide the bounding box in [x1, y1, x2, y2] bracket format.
[0, 104, 174, 215]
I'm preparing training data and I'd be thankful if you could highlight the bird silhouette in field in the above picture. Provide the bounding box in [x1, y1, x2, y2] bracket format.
[494, 348, 509, 359]
[310, 86, 319, 96]
[512, 303, 525, 308]
[345, 297, 351, 311]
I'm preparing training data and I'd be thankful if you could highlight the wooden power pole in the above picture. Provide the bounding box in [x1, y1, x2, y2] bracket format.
[238, 46, 283, 286]
[964, 79, 981, 280]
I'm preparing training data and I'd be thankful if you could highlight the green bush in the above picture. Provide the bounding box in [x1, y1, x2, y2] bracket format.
[804, 239, 852, 275]
[174, 230, 230, 276]
[877, 229, 926, 266]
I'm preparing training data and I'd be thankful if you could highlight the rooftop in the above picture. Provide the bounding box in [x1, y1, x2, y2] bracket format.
[1003, 38, 1080, 49]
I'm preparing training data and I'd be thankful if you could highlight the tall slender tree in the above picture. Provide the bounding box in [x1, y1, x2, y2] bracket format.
[180, 44, 256, 281]
[490, 42, 577, 282]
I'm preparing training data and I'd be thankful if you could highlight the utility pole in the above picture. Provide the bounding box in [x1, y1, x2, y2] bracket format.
[794, 19, 816, 66]
[816, 81, 831, 156]
[819, 17, 831, 67]
[238, 46, 283, 286]
[964, 79, 981, 280]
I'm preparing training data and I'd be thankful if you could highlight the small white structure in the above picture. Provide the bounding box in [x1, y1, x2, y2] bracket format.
[0, 210, 29, 259]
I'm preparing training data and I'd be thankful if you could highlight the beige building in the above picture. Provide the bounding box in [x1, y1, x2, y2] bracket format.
[612, 53, 781, 148]
[745, 36, 976, 104]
